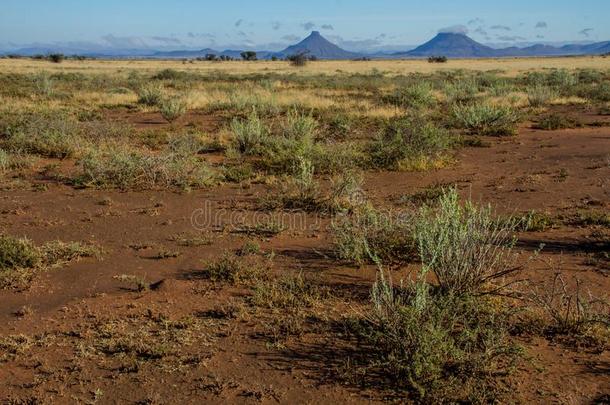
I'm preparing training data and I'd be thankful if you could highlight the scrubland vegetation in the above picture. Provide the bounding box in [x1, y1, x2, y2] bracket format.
[3, 63, 608, 189]
[0, 58, 609, 403]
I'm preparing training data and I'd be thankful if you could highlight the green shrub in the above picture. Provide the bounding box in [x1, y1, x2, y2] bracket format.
[159, 97, 188, 122]
[520, 211, 556, 232]
[0, 236, 97, 289]
[451, 103, 520, 136]
[251, 273, 324, 309]
[444, 79, 479, 104]
[41, 241, 99, 265]
[280, 156, 319, 208]
[34, 73, 54, 97]
[153, 68, 190, 81]
[0, 149, 10, 172]
[349, 272, 518, 401]
[287, 52, 310, 67]
[77, 145, 214, 189]
[369, 117, 452, 170]
[137, 83, 164, 106]
[527, 85, 556, 107]
[415, 188, 519, 295]
[322, 111, 353, 139]
[283, 110, 317, 139]
[230, 110, 269, 155]
[201, 251, 268, 284]
[216, 90, 280, 115]
[331, 203, 417, 265]
[578, 82, 610, 102]
[1, 112, 132, 159]
[576, 69, 603, 84]
[535, 114, 581, 130]
[383, 82, 436, 109]
[521, 70, 576, 88]
[0, 236, 40, 271]
[2, 115, 85, 158]
[0, 149, 35, 172]
[488, 80, 515, 97]
[345, 191, 523, 399]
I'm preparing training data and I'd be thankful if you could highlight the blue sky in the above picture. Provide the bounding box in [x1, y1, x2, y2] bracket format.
[1, 0, 609, 52]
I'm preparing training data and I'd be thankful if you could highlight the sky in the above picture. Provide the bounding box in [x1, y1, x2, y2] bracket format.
[1, 0, 609, 52]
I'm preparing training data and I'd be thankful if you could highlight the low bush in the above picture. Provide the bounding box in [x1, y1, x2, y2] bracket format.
[520, 211, 557, 232]
[348, 272, 519, 401]
[200, 251, 269, 284]
[77, 144, 215, 190]
[137, 83, 165, 106]
[251, 273, 325, 310]
[230, 110, 269, 155]
[345, 191, 523, 400]
[527, 85, 556, 107]
[383, 82, 436, 109]
[534, 113, 581, 130]
[0, 236, 40, 271]
[444, 79, 479, 104]
[0, 149, 9, 173]
[487, 80, 515, 97]
[451, 103, 520, 136]
[34, 73, 54, 97]
[278, 156, 320, 210]
[331, 203, 417, 266]
[283, 110, 317, 139]
[152, 68, 191, 81]
[0, 149, 32, 174]
[578, 82, 610, 102]
[415, 188, 520, 295]
[369, 117, 452, 170]
[0, 236, 98, 289]
[2, 114, 86, 159]
[159, 97, 188, 122]
[526, 273, 610, 350]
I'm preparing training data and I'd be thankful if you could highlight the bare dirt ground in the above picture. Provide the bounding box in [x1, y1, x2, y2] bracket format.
[1, 106, 609, 404]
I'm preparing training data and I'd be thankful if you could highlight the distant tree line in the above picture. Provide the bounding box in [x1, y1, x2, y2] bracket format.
[1, 53, 97, 62]
[194, 54, 236, 61]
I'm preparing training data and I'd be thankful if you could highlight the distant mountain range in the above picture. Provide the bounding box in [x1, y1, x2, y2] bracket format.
[4, 31, 610, 60]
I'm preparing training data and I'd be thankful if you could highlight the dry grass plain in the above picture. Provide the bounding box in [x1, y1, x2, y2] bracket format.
[0, 57, 609, 404]
[1, 55, 609, 75]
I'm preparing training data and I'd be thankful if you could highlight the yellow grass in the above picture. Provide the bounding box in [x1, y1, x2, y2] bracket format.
[1, 56, 609, 77]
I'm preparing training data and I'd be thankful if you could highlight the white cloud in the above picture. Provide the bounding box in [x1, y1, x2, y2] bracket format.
[301, 22, 316, 31]
[438, 25, 469, 35]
